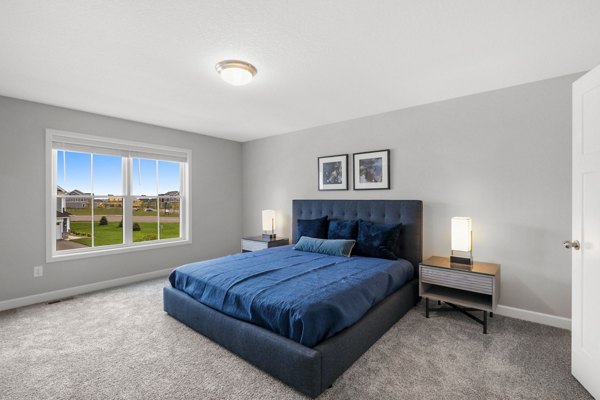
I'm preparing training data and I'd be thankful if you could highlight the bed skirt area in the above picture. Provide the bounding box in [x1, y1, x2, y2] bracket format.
[163, 278, 419, 398]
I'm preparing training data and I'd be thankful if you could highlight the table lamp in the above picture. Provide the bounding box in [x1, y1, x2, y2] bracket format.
[262, 210, 276, 239]
[451, 217, 472, 267]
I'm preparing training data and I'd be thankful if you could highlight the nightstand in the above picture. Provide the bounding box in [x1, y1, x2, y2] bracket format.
[419, 256, 500, 334]
[241, 236, 289, 252]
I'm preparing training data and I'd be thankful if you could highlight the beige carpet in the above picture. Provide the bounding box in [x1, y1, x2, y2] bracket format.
[0, 279, 592, 400]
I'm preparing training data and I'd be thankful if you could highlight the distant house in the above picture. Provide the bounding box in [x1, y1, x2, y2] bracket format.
[97, 195, 124, 208]
[159, 191, 180, 212]
[56, 210, 71, 239]
[56, 186, 72, 238]
[57, 185, 68, 213]
[56, 185, 91, 209]
[65, 189, 90, 209]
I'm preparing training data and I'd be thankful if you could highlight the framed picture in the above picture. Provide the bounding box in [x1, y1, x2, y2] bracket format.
[353, 149, 390, 190]
[318, 154, 348, 191]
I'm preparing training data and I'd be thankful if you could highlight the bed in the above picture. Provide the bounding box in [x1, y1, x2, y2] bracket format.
[163, 199, 423, 397]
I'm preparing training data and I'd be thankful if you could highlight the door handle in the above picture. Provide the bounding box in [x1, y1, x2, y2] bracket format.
[563, 240, 581, 250]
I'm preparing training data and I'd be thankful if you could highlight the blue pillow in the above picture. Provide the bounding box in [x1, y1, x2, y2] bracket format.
[354, 220, 402, 260]
[297, 216, 328, 239]
[293, 236, 356, 257]
[328, 219, 358, 240]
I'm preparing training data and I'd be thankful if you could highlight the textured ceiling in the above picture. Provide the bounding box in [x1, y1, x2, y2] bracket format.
[1, 1, 600, 142]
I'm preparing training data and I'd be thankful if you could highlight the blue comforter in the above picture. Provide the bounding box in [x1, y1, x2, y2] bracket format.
[169, 245, 414, 347]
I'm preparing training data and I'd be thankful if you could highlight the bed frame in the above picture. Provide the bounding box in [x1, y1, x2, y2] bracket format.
[163, 199, 423, 398]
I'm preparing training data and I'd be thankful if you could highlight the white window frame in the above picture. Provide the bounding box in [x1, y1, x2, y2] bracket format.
[46, 129, 192, 262]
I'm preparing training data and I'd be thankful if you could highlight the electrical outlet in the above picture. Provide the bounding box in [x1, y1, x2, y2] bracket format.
[33, 265, 43, 278]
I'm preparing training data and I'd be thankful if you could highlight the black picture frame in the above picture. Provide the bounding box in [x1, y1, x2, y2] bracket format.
[353, 149, 390, 190]
[318, 154, 348, 191]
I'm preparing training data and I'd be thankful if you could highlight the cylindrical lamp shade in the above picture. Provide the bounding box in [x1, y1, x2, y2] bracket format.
[451, 217, 472, 252]
[451, 217, 472, 266]
[262, 210, 275, 236]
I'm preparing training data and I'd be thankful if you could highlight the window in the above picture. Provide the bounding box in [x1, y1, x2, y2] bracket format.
[47, 129, 191, 261]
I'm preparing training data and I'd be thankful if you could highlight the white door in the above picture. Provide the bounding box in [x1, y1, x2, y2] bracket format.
[571, 65, 600, 399]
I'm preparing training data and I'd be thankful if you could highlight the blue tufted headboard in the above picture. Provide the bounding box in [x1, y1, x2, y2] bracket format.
[292, 199, 423, 270]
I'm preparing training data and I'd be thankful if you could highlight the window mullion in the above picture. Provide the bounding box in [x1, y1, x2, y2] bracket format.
[51, 149, 58, 256]
[90, 154, 94, 248]
[124, 157, 133, 245]
[180, 162, 186, 239]
[156, 160, 160, 240]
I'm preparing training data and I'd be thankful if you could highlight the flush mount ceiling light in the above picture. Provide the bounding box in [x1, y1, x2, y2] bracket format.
[215, 60, 257, 86]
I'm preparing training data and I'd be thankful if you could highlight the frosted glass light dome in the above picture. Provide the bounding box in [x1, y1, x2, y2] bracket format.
[215, 60, 257, 86]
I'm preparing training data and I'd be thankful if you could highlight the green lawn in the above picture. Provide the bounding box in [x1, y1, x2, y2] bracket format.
[70, 221, 180, 247]
[66, 208, 179, 217]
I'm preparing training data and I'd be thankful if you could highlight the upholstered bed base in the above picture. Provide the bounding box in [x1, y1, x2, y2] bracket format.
[164, 199, 422, 397]
[164, 279, 419, 398]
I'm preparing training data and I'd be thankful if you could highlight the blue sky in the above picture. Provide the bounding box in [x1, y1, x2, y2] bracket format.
[57, 151, 180, 196]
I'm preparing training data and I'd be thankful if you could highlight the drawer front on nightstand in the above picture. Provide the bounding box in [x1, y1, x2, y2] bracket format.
[420, 266, 493, 295]
[242, 240, 268, 252]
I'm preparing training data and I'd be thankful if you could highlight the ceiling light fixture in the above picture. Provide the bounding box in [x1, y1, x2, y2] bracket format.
[215, 60, 257, 86]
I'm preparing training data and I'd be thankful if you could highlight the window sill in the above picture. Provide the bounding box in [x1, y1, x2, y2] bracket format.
[47, 238, 191, 263]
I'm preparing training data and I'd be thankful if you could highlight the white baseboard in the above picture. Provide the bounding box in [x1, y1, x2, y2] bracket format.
[496, 304, 571, 330]
[0, 268, 173, 312]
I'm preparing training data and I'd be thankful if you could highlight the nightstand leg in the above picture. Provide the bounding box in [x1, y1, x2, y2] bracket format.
[425, 297, 429, 318]
[483, 311, 488, 334]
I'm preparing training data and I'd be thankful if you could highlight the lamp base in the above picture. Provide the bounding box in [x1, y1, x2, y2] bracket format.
[450, 254, 473, 270]
[262, 233, 276, 240]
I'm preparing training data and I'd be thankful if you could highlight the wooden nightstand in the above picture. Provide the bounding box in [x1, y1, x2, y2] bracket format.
[419, 256, 501, 334]
[241, 236, 289, 252]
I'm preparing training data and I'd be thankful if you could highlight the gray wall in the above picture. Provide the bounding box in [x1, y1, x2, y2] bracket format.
[242, 73, 581, 319]
[0, 96, 242, 302]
